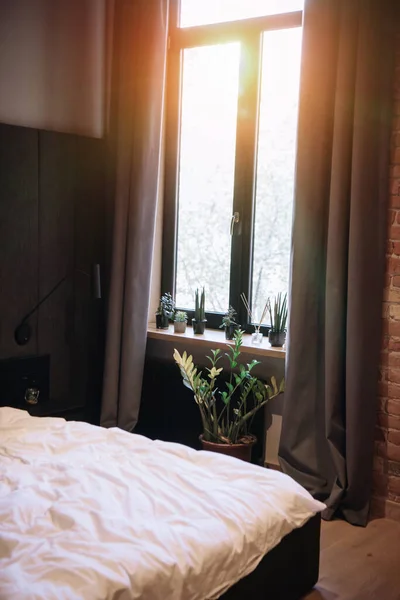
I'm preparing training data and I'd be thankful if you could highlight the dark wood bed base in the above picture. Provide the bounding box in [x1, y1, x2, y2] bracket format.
[222, 513, 321, 600]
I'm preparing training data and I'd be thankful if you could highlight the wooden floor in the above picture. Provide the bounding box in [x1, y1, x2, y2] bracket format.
[303, 518, 400, 600]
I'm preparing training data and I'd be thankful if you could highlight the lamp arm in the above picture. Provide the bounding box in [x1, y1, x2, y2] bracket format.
[14, 264, 101, 346]
[18, 276, 67, 327]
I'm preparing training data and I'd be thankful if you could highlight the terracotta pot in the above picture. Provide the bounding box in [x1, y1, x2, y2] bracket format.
[174, 321, 187, 334]
[199, 435, 256, 462]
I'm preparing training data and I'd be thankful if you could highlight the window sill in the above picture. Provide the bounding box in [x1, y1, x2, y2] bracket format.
[147, 324, 285, 360]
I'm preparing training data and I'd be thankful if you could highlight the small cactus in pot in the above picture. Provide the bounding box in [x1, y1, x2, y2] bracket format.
[174, 311, 188, 334]
[192, 287, 206, 334]
[267, 292, 288, 347]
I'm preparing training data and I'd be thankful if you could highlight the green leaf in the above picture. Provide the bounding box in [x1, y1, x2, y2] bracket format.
[234, 374, 241, 386]
[226, 354, 234, 367]
[247, 359, 260, 372]
[226, 382, 234, 394]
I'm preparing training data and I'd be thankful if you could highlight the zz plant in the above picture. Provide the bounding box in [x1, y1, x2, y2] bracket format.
[173, 330, 284, 445]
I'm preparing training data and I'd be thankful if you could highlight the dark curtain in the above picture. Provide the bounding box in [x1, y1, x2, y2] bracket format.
[100, 0, 168, 430]
[279, 0, 397, 526]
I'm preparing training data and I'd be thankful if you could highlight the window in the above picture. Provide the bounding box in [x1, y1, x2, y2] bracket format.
[162, 0, 303, 328]
[175, 43, 240, 312]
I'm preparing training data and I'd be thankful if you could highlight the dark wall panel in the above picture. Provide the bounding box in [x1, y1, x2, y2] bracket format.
[0, 123, 105, 419]
[38, 130, 76, 406]
[73, 136, 105, 418]
[0, 123, 39, 358]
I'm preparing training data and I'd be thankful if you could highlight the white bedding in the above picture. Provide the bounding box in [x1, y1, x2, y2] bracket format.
[0, 407, 324, 600]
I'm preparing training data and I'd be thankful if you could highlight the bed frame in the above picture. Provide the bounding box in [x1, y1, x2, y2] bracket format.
[222, 513, 321, 600]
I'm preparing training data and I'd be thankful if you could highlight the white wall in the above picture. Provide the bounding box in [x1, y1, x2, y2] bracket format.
[0, 0, 106, 137]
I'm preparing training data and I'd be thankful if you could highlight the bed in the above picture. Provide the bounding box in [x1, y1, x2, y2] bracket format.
[0, 407, 324, 599]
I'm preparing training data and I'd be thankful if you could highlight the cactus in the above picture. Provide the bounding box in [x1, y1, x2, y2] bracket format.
[194, 287, 205, 321]
[267, 292, 288, 333]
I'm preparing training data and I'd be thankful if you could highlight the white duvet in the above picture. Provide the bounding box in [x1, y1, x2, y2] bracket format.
[0, 408, 324, 600]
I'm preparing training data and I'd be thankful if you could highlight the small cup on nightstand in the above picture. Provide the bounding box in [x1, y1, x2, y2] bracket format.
[25, 387, 40, 405]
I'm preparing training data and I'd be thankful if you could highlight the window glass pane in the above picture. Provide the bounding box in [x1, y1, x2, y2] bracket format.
[251, 28, 302, 323]
[175, 44, 240, 312]
[180, 0, 303, 28]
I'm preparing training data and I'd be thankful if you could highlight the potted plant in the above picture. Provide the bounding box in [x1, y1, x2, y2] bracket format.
[156, 292, 175, 330]
[220, 306, 239, 340]
[192, 287, 207, 334]
[174, 310, 188, 334]
[173, 330, 284, 462]
[267, 292, 288, 347]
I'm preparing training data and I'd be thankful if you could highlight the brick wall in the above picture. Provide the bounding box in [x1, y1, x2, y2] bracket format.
[372, 34, 400, 521]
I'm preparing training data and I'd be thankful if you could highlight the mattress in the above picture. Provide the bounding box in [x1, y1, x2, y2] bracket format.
[0, 407, 325, 600]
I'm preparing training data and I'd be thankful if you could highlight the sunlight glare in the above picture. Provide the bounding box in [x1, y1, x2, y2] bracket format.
[180, 0, 303, 28]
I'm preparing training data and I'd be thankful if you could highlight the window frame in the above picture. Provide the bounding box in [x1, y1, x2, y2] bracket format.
[162, 0, 302, 330]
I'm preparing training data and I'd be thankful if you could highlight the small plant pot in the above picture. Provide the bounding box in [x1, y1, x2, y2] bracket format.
[225, 324, 239, 340]
[199, 435, 256, 462]
[268, 331, 286, 347]
[192, 319, 207, 335]
[156, 314, 169, 330]
[174, 321, 187, 334]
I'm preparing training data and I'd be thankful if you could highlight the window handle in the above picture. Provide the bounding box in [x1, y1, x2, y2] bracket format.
[230, 212, 240, 236]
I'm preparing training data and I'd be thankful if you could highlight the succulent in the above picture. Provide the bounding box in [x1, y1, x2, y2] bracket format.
[194, 287, 205, 321]
[220, 306, 238, 329]
[156, 292, 175, 318]
[174, 310, 187, 323]
[267, 292, 288, 333]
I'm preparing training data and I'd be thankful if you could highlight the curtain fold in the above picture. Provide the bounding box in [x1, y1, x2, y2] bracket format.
[100, 0, 168, 430]
[279, 0, 397, 525]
